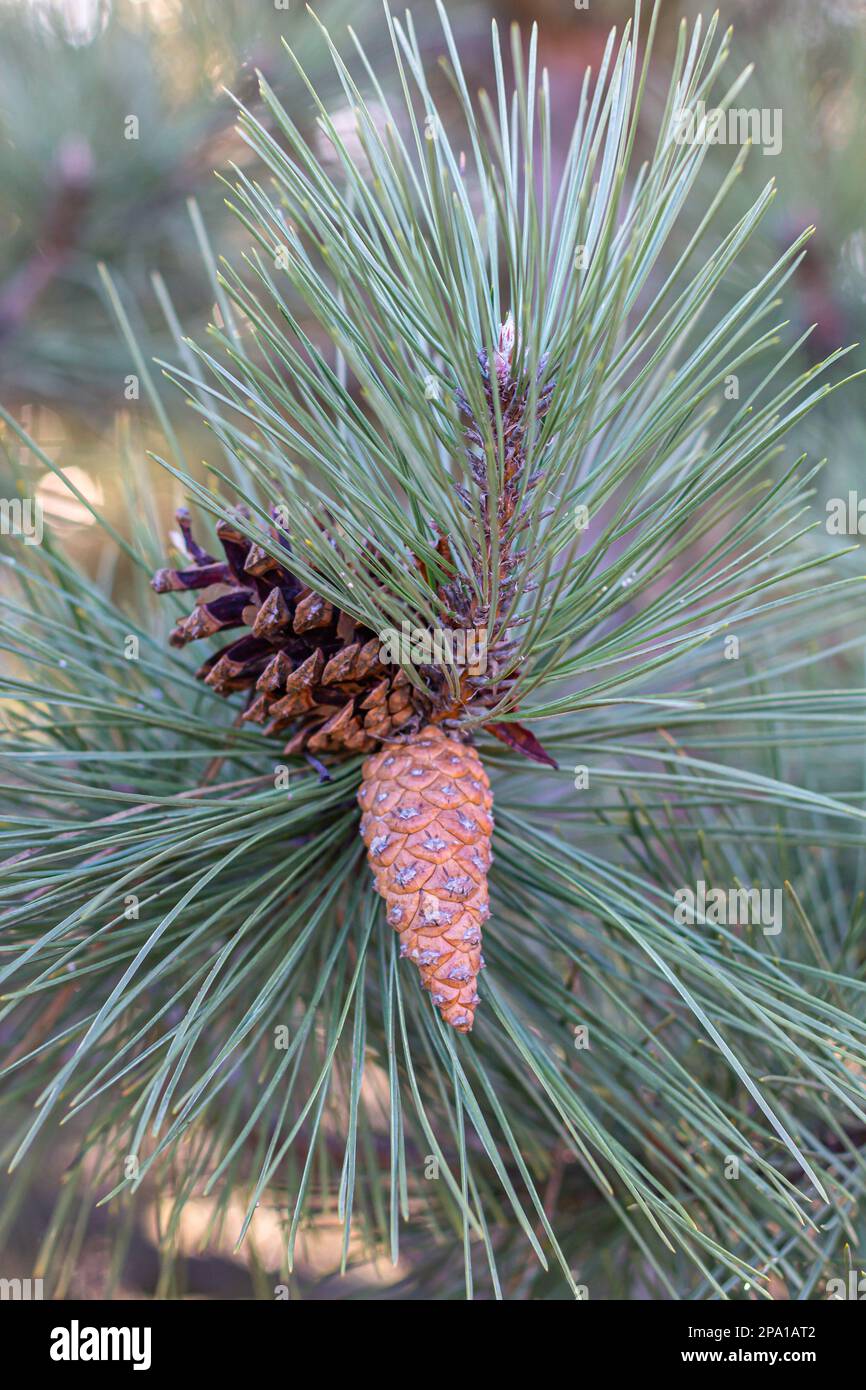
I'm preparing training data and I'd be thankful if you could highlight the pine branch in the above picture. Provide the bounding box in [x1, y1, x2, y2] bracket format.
[2, 1, 866, 1300]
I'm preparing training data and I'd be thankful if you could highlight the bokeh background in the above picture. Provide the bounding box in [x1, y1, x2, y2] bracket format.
[1, 0, 864, 1297]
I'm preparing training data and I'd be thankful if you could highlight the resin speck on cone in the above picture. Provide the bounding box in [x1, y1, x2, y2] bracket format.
[358, 725, 493, 1031]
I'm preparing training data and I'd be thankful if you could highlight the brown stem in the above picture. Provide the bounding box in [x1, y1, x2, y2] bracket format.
[0, 137, 93, 345]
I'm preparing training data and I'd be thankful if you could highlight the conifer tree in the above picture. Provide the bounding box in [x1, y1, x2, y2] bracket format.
[2, 2, 866, 1299]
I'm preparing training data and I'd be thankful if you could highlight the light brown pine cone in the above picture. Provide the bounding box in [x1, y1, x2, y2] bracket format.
[358, 725, 493, 1032]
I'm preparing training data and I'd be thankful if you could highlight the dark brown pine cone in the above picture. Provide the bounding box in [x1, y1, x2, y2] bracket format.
[152, 508, 428, 756]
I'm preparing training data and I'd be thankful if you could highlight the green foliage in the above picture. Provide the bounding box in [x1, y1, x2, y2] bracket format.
[2, 1, 866, 1298]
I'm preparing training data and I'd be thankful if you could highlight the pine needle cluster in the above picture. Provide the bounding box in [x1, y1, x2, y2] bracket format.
[1, 2, 866, 1299]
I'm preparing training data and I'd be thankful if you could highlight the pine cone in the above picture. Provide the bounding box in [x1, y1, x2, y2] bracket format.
[152, 508, 428, 757]
[358, 725, 493, 1032]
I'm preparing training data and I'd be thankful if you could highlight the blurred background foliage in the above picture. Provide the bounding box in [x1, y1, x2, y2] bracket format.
[0, 0, 353, 406]
[1, 0, 865, 1298]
